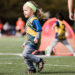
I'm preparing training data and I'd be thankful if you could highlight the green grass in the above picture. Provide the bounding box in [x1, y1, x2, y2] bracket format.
[0, 37, 25, 53]
[0, 37, 75, 75]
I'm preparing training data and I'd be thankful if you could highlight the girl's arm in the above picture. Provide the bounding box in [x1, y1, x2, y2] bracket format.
[34, 32, 41, 44]
[35, 32, 41, 40]
[32, 19, 42, 43]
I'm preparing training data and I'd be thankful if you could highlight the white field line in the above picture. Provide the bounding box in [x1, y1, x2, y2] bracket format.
[45, 64, 75, 67]
[0, 62, 75, 67]
[0, 53, 73, 58]
[0, 53, 54, 57]
[0, 53, 22, 56]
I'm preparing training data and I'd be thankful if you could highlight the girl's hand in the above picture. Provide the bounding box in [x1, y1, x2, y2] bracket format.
[34, 38, 38, 44]
[22, 42, 25, 48]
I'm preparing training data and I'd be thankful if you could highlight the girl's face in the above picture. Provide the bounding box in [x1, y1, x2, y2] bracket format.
[23, 5, 34, 18]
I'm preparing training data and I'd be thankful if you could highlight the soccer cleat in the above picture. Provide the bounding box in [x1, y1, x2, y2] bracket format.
[25, 69, 36, 74]
[37, 58, 44, 72]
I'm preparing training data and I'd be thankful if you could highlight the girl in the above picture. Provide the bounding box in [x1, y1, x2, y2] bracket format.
[22, 1, 48, 74]
[46, 12, 75, 56]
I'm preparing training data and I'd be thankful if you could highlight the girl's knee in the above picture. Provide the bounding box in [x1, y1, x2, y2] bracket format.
[22, 53, 29, 59]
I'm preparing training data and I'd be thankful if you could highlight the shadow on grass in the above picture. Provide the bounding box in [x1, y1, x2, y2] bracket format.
[0, 72, 24, 75]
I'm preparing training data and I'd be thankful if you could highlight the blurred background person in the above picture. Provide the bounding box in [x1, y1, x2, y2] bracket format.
[3, 22, 10, 36]
[16, 17, 25, 37]
[0, 19, 3, 37]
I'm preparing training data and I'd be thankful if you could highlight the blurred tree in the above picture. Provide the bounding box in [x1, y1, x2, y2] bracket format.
[0, 0, 75, 25]
[0, 0, 23, 18]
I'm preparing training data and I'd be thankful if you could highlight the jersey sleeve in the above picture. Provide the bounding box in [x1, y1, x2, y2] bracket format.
[32, 19, 42, 32]
[56, 21, 59, 27]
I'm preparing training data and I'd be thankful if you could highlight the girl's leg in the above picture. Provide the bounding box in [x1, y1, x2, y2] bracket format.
[62, 40, 75, 55]
[22, 45, 44, 72]
[24, 58, 35, 70]
[22, 45, 40, 63]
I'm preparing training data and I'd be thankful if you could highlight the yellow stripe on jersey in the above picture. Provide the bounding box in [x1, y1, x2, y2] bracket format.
[26, 25, 37, 37]
[30, 17, 38, 23]
[26, 17, 38, 37]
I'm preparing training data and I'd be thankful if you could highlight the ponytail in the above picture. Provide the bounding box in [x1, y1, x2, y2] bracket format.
[28, 1, 50, 19]
[35, 8, 50, 19]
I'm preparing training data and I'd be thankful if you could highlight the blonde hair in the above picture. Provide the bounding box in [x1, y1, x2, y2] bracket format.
[26, 1, 50, 19]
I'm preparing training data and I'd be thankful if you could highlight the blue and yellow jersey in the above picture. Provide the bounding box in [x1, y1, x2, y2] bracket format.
[55, 20, 66, 40]
[25, 16, 42, 49]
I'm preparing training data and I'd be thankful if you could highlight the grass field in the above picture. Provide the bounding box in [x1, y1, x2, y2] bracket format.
[0, 37, 75, 75]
